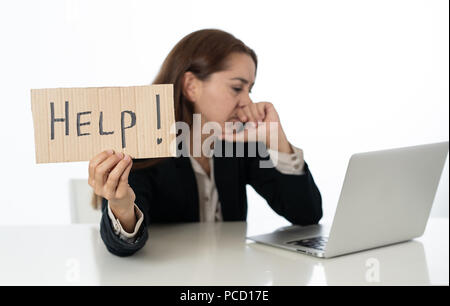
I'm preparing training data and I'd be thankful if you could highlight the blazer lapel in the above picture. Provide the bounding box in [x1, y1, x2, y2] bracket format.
[213, 155, 241, 221]
[173, 156, 200, 222]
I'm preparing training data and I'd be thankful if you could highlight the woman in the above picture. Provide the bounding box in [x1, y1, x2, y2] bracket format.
[89, 29, 322, 257]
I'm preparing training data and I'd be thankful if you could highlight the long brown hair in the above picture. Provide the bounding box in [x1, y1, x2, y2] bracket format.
[91, 28, 258, 209]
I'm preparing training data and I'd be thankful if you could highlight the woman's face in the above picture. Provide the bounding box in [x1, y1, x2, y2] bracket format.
[186, 52, 256, 128]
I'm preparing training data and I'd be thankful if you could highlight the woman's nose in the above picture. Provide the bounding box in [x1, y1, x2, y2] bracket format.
[238, 93, 253, 107]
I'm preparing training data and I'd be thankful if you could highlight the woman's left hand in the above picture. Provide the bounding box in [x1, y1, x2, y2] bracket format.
[219, 102, 294, 153]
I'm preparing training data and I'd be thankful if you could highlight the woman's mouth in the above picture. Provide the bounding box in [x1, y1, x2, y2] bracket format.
[228, 116, 240, 122]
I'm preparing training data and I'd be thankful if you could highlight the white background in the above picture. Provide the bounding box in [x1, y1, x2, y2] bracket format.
[0, 0, 447, 226]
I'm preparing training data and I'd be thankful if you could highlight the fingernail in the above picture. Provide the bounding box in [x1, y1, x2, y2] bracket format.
[124, 154, 130, 161]
[116, 152, 124, 159]
[106, 149, 114, 155]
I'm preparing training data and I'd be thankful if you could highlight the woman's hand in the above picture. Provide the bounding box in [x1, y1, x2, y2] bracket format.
[88, 150, 136, 230]
[220, 102, 293, 153]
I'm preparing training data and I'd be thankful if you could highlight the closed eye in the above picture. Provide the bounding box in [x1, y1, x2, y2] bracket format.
[233, 87, 252, 94]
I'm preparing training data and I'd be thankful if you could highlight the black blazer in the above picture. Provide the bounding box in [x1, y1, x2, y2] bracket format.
[100, 141, 323, 257]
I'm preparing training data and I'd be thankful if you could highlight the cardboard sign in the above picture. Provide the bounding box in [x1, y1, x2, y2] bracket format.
[31, 84, 176, 163]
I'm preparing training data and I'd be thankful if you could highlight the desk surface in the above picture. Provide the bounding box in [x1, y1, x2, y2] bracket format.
[0, 218, 448, 285]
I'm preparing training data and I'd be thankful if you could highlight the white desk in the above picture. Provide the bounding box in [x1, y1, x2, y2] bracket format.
[0, 218, 447, 285]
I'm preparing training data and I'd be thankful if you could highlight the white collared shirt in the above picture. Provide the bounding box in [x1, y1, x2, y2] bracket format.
[189, 156, 223, 222]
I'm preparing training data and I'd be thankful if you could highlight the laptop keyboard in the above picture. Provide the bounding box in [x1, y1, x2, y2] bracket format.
[286, 236, 328, 251]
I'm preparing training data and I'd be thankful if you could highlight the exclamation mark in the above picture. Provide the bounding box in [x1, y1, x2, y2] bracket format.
[156, 94, 162, 144]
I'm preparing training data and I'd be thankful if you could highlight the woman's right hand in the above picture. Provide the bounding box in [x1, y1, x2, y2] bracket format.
[88, 150, 136, 221]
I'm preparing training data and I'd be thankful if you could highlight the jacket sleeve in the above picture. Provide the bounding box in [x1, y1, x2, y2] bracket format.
[245, 143, 323, 226]
[99, 166, 153, 257]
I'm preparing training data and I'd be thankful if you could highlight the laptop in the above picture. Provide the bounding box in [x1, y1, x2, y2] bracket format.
[247, 141, 449, 258]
